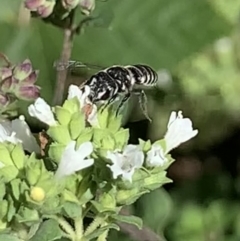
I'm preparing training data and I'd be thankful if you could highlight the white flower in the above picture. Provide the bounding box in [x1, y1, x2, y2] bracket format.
[107, 145, 144, 182]
[0, 116, 40, 153]
[146, 144, 167, 167]
[12, 116, 40, 153]
[164, 111, 198, 153]
[67, 84, 91, 107]
[68, 84, 99, 126]
[28, 97, 57, 126]
[55, 141, 94, 179]
[0, 123, 20, 144]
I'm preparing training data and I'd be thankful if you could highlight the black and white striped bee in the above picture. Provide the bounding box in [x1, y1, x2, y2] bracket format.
[79, 64, 158, 120]
[53, 60, 158, 120]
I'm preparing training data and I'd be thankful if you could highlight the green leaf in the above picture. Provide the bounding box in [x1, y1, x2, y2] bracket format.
[93, 129, 111, 147]
[114, 129, 129, 149]
[0, 144, 13, 166]
[10, 144, 25, 170]
[143, 171, 172, 191]
[72, 0, 231, 70]
[0, 166, 19, 182]
[7, 196, 16, 222]
[48, 143, 66, 163]
[29, 219, 62, 241]
[27, 223, 41, 240]
[139, 139, 152, 152]
[69, 111, 85, 140]
[98, 107, 110, 129]
[0, 178, 6, 200]
[10, 178, 21, 200]
[85, 223, 119, 240]
[0, 234, 22, 241]
[116, 188, 149, 206]
[15, 206, 40, 223]
[76, 128, 93, 147]
[0, 200, 8, 219]
[54, 106, 72, 125]
[111, 214, 143, 229]
[47, 126, 71, 145]
[78, 188, 94, 205]
[62, 98, 80, 114]
[107, 112, 122, 133]
[62, 202, 82, 218]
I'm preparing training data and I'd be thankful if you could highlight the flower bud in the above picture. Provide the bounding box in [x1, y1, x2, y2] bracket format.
[79, 0, 95, 15]
[0, 93, 9, 107]
[21, 70, 38, 85]
[62, 0, 80, 10]
[30, 186, 45, 202]
[0, 67, 12, 81]
[25, 0, 46, 10]
[13, 59, 32, 81]
[17, 85, 41, 101]
[37, 1, 56, 18]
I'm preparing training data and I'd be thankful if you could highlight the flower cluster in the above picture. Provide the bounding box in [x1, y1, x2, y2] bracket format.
[24, 0, 95, 19]
[0, 82, 198, 241]
[0, 55, 40, 119]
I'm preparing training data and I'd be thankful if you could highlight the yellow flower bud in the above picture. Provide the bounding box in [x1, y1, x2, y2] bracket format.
[30, 186, 45, 202]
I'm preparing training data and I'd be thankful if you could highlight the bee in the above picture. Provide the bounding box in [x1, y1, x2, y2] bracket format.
[79, 64, 158, 121]
[53, 60, 158, 120]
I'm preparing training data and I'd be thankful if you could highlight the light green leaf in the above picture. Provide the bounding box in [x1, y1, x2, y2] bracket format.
[47, 126, 71, 145]
[76, 128, 93, 147]
[10, 178, 21, 200]
[0, 144, 13, 166]
[69, 111, 85, 140]
[54, 106, 72, 125]
[48, 143, 66, 163]
[29, 219, 62, 241]
[0, 200, 8, 219]
[0, 178, 6, 200]
[10, 144, 25, 170]
[62, 98, 80, 114]
[0, 234, 21, 241]
[114, 129, 129, 149]
[0, 166, 19, 182]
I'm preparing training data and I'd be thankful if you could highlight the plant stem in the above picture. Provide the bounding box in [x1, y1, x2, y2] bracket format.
[50, 215, 76, 240]
[84, 216, 104, 236]
[53, 27, 74, 105]
[97, 224, 109, 241]
[53, 9, 76, 106]
[74, 216, 83, 240]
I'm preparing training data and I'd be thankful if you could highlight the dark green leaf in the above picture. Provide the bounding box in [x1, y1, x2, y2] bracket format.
[111, 214, 143, 229]
[29, 219, 62, 241]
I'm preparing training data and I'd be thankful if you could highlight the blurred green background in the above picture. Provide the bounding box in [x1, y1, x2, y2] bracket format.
[3, 0, 240, 240]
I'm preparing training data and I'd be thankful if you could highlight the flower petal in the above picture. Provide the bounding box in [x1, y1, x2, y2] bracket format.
[28, 97, 57, 126]
[76, 141, 93, 158]
[11, 115, 40, 153]
[55, 141, 94, 179]
[164, 111, 198, 153]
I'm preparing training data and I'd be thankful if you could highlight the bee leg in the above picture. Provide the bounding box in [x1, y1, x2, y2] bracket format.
[134, 90, 152, 122]
[116, 93, 131, 116]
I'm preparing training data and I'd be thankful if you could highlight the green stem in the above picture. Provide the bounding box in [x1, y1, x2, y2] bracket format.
[74, 216, 83, 240]
[97, 229, 109, 241]
[48, 215, 75, 240]
[84, 216, 104, 236]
